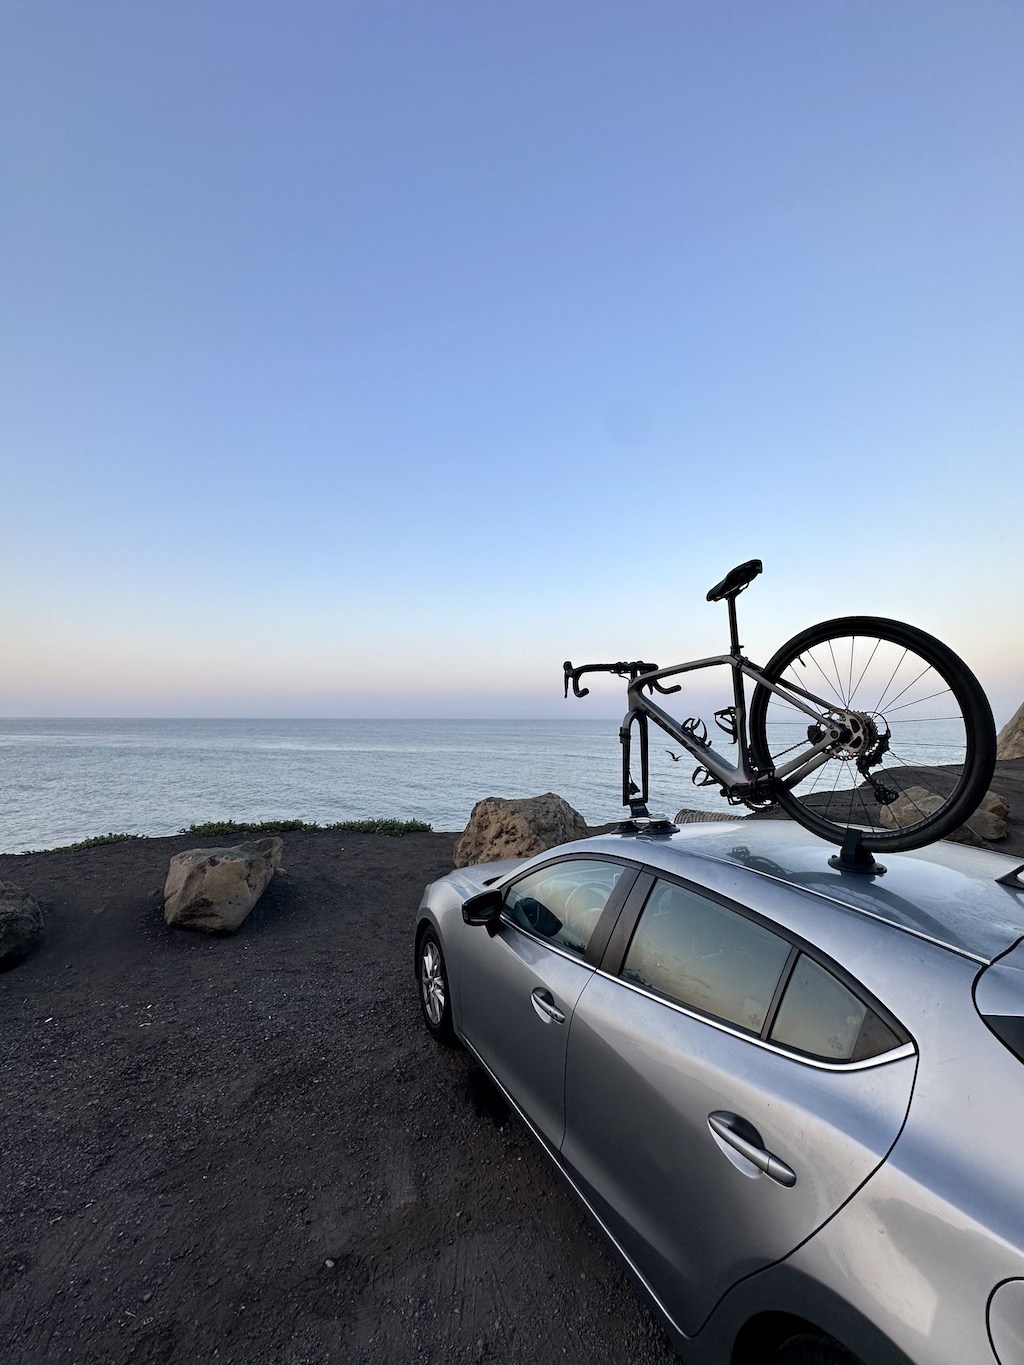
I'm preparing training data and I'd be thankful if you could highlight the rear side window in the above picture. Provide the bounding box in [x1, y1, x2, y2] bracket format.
[621, 879, 791, 1033]
[505, 859, 625, 959]
[770, 954, 902, 1062]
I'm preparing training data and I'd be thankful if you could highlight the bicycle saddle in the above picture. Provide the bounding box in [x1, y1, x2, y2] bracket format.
[706, 558, 763, 603]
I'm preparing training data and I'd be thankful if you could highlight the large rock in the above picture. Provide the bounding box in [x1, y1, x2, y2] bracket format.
[164, 837, 284, 933]
[0, 881, 44, 968]
[454, 793, 588, 868]
[878, 786, 1008, 843]
[997, 702, 1024, 760]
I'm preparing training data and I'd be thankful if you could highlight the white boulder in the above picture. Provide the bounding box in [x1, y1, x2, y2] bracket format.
[164, 837, 284, 933]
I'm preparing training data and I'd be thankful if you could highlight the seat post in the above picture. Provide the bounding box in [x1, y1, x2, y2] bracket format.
[727, 594, 742, 657]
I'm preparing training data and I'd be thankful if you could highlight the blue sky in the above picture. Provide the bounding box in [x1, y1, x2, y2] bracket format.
[2, 1, 1022, 722]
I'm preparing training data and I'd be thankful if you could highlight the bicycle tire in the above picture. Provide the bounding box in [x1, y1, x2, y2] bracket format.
[748, 616, 996, 853]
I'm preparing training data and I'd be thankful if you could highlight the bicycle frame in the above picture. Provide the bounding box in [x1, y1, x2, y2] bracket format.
[621, 654, 843, 812]
[566, 591, 854, 815]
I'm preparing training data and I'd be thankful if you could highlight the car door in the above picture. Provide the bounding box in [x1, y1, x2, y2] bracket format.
[560, 872, 917, 1337]
[457, 856, 633, 1149]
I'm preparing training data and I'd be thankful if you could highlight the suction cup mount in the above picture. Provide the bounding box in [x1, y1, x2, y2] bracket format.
[828, 828, 886, 876]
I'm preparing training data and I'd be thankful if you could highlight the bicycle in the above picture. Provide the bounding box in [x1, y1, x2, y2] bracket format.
[563, 559, 996, 857]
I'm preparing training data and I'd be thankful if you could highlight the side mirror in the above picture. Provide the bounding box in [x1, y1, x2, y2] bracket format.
[462, 888, 503, 936]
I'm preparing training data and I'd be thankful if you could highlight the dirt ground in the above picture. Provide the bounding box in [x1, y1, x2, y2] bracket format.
[3, 767, 1022, 1365]
[0, 830, 677, 1365]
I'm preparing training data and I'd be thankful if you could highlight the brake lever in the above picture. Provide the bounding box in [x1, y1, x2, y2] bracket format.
[563, 662, 590, 698]
[563, 661, 630, 698]
[564, 660, 680, 699]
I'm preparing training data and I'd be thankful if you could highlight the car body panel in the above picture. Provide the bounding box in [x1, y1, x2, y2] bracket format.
[562, 971, 916, 1336]
[458, 920, 594, 1146]
[414, 820, 1024, 1364]
[585, 822, 1024, 962]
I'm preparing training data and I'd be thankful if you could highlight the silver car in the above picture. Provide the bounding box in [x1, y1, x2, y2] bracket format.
[414, 818, 1024, 1365]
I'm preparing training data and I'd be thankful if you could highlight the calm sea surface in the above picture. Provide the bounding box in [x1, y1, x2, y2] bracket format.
[0, 718, 732, 853]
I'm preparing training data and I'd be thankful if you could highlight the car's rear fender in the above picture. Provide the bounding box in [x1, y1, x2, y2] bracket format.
[685, 1264, 916, 1365]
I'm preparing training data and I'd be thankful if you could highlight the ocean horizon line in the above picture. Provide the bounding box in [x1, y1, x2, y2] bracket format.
[0, 714, 619, 723]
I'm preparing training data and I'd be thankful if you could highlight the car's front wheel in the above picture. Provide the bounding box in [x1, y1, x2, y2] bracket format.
[770, 1333, 865, 1365]
[417, 926, 454, 1043]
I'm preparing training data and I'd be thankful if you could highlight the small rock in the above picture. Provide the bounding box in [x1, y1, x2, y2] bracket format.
[877, 787, 945, 832]
[878, 785, 1008, 843]
[965, 805, 1008, 842]
[979, 791, 1010, 821]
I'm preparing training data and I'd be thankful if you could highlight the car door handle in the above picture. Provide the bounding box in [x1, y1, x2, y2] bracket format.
[708, 1111, 797, 1187]
[530, 988, 566, 1024]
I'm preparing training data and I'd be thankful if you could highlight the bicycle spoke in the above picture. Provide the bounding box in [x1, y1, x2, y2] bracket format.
[884, 686, 955, 716]
[789, 655, 846, 710]
[869, 646, 910, 716]
[826, 639, 847, 707]
[849, 636, 882, 705]
[750, 616, 992, 851]
[854, 781, 880, 830]
[876, 660, 939, 715]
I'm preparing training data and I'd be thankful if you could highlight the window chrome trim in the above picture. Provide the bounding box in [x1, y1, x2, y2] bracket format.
[594, 965, 917, 1072]
[613, 864, 912, 1053]
[499, 912, 598, 968]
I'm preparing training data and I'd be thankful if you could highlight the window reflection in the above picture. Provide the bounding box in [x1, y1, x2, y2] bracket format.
[771, 955, 900, 1061]
[622, 880, 790, 1032]
[505, 860, 624, 958]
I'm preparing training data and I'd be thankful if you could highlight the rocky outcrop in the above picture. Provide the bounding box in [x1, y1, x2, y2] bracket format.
[454, 793, 588, 868]
[997, 702, 1024, 760]
[164, 837, 284, 933]
[0, 882, 44, 968]
[879, 786, 1008, 844]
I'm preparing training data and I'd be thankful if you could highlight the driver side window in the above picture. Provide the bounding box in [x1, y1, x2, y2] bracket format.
[505, 859, 625, 959]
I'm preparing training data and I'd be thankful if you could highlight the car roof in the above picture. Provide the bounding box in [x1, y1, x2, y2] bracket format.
[568, 819, 1024, 964]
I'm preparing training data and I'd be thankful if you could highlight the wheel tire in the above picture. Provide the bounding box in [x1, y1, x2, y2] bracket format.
[417, 927, 455, 1043]
[770, 1332, 864, 1365]
[749, 616, 996, 853]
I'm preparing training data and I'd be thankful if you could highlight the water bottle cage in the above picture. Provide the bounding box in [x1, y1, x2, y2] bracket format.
[714, 707, 738, 741]
[681, 717, 709, 747]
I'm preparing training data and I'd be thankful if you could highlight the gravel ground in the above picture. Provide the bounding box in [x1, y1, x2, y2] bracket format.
[3, 765, 1021, 1365]
[0, 830, 677, 1365]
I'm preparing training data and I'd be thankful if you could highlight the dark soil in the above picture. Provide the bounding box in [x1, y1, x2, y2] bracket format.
[3, 764, 1021, 1365]
[0, 831, 677, 1365]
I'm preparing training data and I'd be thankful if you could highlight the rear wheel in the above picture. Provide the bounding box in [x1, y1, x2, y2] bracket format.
[770, 1332, 864, 1364]
[749, 616, 996, 853]
[417, 927, 454, 1043]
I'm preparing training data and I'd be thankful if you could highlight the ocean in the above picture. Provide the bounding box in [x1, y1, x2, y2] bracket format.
[0, 717, 732, 853]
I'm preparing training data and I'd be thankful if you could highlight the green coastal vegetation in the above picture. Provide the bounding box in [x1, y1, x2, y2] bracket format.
[20, 817, 433, 854]
[182, 818, 432, 837]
